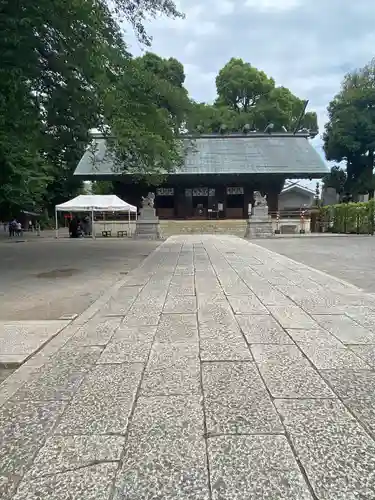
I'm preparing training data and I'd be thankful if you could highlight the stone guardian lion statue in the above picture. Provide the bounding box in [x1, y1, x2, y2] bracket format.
[141, 192, 155, 208]
[253, 191, 267, 207]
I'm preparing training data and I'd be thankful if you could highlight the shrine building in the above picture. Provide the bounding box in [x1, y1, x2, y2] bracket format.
[74, 130, 328, 219]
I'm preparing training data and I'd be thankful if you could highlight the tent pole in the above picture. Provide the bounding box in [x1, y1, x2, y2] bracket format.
[55, 209, 59, 238]
[128, 210, 130, 235]
[91, 209, 95, 239]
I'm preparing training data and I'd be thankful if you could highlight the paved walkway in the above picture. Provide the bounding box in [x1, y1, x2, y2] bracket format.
[256, 234, 375, 293]
[1, 235, 375, 499]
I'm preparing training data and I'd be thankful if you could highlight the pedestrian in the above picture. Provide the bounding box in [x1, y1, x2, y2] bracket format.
[16, 221, 22, 237]
[9, 219, 16, 237]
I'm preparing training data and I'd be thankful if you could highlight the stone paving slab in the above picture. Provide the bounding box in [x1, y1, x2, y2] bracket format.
[55, 363, 143, 435]
[0, 320, 70, 366]
[12, 345, 103, 402]
[226, 294, 269, 314]
[0, 399, 67, 499]
[113, 395, 210, 500]
[202, 361, 283, 434]
[164, 293, 197, 314]
[113, 324, 157, 342]
[313, 314, 375, 344]
[13, 463, 118, 500]
[348, 344, 375, 368]
[155, 313, 198, 343]
[252, 344, 335, 398]
[208, 434, 313, 499]
[276, 399, 375, 500]
[25, 435, 125, 477]
[141, 342, 200, 396]
[2, 235, 375, 499]
[69, 318, 121, 346]
[321, 369, 375, 399]
[98, 339, 152, 364]
[237, 314, 293, 344]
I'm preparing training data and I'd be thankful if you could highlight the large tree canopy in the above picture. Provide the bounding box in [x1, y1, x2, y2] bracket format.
[323, 59, 375, 196]
[187, 58, 318, 134]
[0, 0, 184, 218]
[215, 57, 275, 112]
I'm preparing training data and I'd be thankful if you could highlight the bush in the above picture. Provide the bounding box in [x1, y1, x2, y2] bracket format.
[319, 200, 375, 234]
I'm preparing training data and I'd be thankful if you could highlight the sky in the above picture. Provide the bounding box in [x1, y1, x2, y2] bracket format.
[123, 0, 375, 185]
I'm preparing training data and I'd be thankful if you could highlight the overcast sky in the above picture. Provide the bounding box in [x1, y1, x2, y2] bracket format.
[123, 0, 375, 183]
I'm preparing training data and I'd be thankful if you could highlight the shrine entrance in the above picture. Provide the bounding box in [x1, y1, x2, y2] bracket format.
[149, 178, 281, 220]
[184, 188, 218, 219]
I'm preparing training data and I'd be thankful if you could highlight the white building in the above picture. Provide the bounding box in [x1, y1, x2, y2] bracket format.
[278, 182, 316, 213]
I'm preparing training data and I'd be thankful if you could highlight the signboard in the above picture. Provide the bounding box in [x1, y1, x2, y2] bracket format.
[193, 187, 208, 196]
[185, 188, 215, 197]
[156, 188, 174, 196]
[227, 187, 244, 195]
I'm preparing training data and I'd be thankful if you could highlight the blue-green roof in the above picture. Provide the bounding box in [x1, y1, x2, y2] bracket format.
[74, 133, 329, 178]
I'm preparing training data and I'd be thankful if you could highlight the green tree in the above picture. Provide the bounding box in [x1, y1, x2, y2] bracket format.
[111, 0, 183, 45]
[215, 58, 275, 112]
[322, 166, 347, 194]
[0, 0, 184, 218]
[187, 58, 318, 134]
[323, 59, 375, 196]
[92, 181, 114, 195]
[187, 102, 238, 133]
[135, 52, 191, 133]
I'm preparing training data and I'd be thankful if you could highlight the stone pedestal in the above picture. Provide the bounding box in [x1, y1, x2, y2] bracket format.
[134, 207, 161, 240]
[244, 205, 274, 239]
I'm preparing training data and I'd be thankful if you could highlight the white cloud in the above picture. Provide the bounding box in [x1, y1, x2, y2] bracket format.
[184, 41, 197, 56]
[244, 0, 302, 12]
[124, 0, 375, 145]
[216, 0, 235, 15]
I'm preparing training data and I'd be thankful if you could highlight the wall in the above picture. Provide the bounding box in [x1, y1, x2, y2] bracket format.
[91, 217, 310, 237]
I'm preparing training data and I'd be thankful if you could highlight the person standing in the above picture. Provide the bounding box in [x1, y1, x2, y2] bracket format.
[9, 219, 16, 237]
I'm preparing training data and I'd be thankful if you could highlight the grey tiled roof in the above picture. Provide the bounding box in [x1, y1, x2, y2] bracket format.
[74, 134, 329, 178]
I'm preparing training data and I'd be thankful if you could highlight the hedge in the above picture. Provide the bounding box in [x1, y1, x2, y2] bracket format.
[319, 200, 375, 234]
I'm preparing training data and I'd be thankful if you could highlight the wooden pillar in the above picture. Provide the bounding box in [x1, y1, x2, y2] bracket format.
[266, 190, 278, 213]
[173, 186, 178, 218]
[175, 185, 187, 219]
[264, 177, 285, 214]
[216, 185, 225, 219]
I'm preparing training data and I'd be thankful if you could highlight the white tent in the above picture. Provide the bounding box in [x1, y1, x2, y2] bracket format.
[55, 195, 137, 238]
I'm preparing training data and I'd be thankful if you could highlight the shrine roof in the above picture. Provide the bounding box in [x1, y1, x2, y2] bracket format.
[74, 132, 329, 179]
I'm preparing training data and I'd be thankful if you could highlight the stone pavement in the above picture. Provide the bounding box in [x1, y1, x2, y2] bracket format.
[0, 321, 72, 367]
[1, 235, 375, 499]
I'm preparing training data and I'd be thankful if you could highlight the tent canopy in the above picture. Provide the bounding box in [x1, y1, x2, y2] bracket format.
[55, 195, 137, 213]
